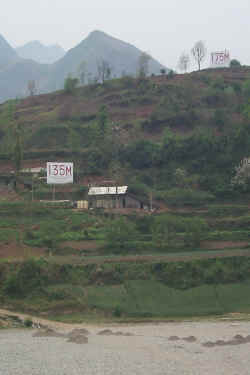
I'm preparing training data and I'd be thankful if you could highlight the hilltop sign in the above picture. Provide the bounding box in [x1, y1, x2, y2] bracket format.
[211, 50, 230, 68]
[47, 162, 73, 184]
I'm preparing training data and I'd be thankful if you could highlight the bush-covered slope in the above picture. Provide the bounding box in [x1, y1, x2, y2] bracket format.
[48, 30, 166, 91]
[2, 256, 250, 319]
[0, 31, 167, 102]
[1, 67, 250, 202]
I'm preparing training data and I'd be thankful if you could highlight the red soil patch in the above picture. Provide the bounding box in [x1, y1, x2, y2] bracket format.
[0, 190, 21, 202]
[0, 242, 46, 260]
[61, 241, 101, 251]
[202, 241, 249, 250]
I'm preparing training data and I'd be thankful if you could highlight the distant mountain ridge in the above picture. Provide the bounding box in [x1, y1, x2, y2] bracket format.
[0, 30, 168, 102]
[0, 34, 19, 70]
[48, 30, 167, 91]
[16, 41, 65, 64]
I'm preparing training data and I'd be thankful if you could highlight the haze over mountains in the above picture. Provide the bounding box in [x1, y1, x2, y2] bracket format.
[16, 41, 65, 64]
[0, 31, 167, 103]
[0, 34, 19, 70]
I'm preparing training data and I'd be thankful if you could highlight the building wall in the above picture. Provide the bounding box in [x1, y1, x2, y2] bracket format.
[89, 194, 143, 209]
[125, 195, 142, 209]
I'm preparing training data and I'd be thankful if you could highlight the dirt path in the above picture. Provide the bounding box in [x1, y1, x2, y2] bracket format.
[0, 308, 99, 332]
[50, 248, 250, 266]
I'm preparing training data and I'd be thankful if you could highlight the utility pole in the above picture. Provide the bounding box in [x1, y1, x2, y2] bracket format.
[116, 184, 118, 209]
[52, 184, 55, 201]
[150, 191, 153, 211]
[31, 176, 34, 202]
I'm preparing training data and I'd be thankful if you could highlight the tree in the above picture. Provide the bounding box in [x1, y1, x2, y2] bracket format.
[137, 52, 151, 78]
[213, 109, 227, 130]
[174, 168, 188, 188]
[67, 125, 82, 183]
[64, 75, 79, 94]
[97, 59, 112, 84]
[178, 52, 190, 73]
[160, 68, 166, 75]
[27, 80, 36, 96]
[40, 222, 61, 256]
[77, 61, 87, 85]
[231, 158, 250, 190]
[242, 79, 250, 98]
[183, 217, 208, 247]
[106, 217, 138, 252]
[168, 70, 175, 78]
[152, 215, 180, 249]
[97, 105, 108, 137]
[12, 125, 23, 176]
[191, 41, 207, 71]
[230, 59, 241, 68]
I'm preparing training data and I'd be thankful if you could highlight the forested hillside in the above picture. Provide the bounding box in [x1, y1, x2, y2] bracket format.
[1, 66, 250, 204]
[2, 67, 250, 318]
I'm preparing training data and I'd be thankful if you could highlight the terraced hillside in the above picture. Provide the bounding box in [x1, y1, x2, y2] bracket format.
[1, 68, 250, 319]
[1, 67, 250, 203]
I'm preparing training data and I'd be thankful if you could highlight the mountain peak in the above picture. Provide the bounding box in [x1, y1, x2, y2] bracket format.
[25, 40, 44, 47]
[0, 34, 15, 49]
[88, 30, 106, 37]
[0, 34, 18, 69]
[16, 41, 65, 64]
[86, 30, 111, 42]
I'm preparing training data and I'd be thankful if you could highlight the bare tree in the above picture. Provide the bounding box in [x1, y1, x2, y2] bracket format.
[191, 41, 207, 71]
[27, 80, 36, 96]
[97, 59, 112, 84]
[178, 52, 190, 73]
[231, 158, 250, 190]
[77, 61, 87, 86]
[137, 52, 151, 78]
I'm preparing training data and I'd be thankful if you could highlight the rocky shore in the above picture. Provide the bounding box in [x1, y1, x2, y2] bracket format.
[1, 320, 250, 374]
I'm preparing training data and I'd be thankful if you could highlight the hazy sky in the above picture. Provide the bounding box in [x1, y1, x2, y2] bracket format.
[1, 0, 250, 69]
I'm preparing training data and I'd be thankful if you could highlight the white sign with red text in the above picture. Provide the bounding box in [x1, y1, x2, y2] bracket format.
[211, 50, 230, 68]
[47, 162, 73, 184]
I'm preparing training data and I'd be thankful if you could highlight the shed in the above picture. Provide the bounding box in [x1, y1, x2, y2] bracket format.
[88, 186, 146, 209]
[20, 167, 45, 177]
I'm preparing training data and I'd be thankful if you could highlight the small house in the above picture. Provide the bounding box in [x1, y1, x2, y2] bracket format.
[20, 167, 45, 177]
[88, 186, 147, 209]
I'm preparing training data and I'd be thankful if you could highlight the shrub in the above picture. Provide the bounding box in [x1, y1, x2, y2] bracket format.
[211, 77, 226, 90]
[183, 217, 208, 247]
[105, 217, 139, 253]
[212, 109, 228, 130]
[230, 59, 241, 68]
[3, 258, 48, 297]
[129, 182, 149, 199]
[158, 188, 215, 207]
[204, 88, 226, 107]
[243, 79, 250, 98]
[3, 272, 22, 296]
[24, 318, 33, 328]
[168, 70, 175, 78]
[152, 214, 182, 249]
[124, 139, 159, 169]
[64, 76, 79, 94]
[120, 76, 135, 89]
[113, 306, 122, 317]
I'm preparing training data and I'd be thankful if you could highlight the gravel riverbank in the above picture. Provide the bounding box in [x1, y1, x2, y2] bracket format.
[1, 321, 250, 375]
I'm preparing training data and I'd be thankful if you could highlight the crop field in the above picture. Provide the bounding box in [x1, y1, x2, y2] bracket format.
[0, 199, 250, 320]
